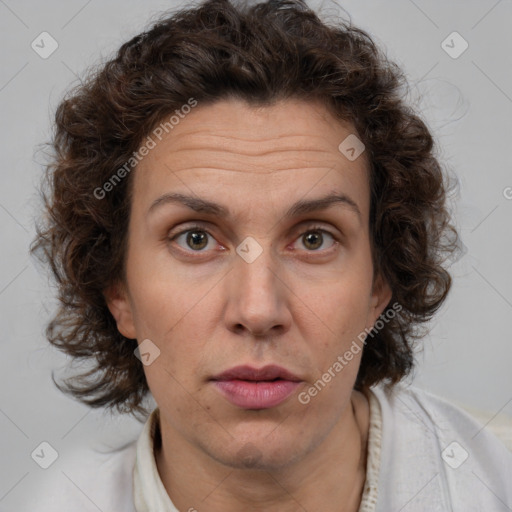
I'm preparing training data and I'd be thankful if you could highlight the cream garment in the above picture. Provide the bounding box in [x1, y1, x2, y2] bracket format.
[132, 390, 382, 512]
[373, 385, 512, 510]
[24, 383, 512, 511]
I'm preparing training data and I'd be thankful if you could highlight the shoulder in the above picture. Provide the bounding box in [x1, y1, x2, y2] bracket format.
[22, 439, 138, 512]
[370, 383, 512, 511]
[375, 383, 511, 455]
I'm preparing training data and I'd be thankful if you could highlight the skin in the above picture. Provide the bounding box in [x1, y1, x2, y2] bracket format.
[106, 97, 392, 512]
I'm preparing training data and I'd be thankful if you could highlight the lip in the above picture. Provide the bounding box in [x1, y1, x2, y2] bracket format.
[212, 364, 301, 382]
[211, 365, 302, 410]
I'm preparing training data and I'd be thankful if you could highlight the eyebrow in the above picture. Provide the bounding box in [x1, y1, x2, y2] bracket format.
[148, 191, 362, 222]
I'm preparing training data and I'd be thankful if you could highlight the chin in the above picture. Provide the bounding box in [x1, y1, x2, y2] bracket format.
[210, 436, 307, 471]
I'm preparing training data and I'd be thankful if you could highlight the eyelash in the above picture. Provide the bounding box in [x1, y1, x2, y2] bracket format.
[167, 223, 339, 257]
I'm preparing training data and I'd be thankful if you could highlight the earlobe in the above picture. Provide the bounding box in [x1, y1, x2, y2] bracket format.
[104, 281, 137, 339]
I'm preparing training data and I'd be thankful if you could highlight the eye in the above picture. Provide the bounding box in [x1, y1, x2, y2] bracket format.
[291, 228, 337, 252]
[167, 224, 338, 256]
[170, 226, 217, 252]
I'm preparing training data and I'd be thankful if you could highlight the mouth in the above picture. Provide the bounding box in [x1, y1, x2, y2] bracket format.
[210, 364, 302, 410]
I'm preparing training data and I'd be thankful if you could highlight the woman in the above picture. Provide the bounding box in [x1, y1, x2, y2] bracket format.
[30, 0, 512, 510]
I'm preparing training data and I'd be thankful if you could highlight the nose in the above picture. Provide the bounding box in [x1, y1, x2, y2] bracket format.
[223, 239, 292, 339]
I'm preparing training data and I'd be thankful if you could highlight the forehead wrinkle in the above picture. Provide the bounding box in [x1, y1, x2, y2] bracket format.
[150, 146, 344, 176]
[165, 129, 335, 142]
[166, 165, 341, 175]
[160, 131, 340, 153]
[168, 131, 329, 141]
[176, 146, 331, 154]
[164, 145, 336, 160]
[147, 145, 345, 176]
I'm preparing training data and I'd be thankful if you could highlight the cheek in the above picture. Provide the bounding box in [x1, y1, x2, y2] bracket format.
[129, 270, 216, 377]
[138, 317, 209, 420]
[126, 245, 207, 336]
[303, 273, 373, 338]
[298, 281, 374, 386]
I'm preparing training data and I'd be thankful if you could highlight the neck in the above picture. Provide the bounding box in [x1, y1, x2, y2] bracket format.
[155, 390, 370, 512]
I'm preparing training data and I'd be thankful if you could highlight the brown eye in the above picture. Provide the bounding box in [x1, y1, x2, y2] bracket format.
[185, 230, 209, 250]
[302, 231, 323, 250]
[170, 227, 215, 252]
[296, 229, 336, 252]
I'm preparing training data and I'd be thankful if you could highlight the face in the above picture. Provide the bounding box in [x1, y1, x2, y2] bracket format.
[106, 97, 391, 470]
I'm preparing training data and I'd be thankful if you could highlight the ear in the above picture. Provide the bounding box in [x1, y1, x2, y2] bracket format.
[104, 281, 137, 339]
[367, 272, 393, 329]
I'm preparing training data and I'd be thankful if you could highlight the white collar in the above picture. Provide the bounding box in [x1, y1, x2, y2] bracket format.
[133, 407, 178, 511]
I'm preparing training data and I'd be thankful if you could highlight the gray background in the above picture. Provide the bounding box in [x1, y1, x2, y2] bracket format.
[1, 0, 511, 509]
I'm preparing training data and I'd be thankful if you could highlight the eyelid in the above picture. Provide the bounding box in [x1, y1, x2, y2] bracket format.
[167, 221, 216, 240]
[167, 221, 340, 254]
[167, 220, 340, 242]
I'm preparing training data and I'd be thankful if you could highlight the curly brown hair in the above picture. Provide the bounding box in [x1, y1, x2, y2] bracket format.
[31, 0, 459, 419]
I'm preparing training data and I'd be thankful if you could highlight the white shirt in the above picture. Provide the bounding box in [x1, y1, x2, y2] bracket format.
[26, 383, 512, 511]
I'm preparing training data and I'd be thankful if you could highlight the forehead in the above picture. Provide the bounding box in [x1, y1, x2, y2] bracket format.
[131, 97, 370, 222]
